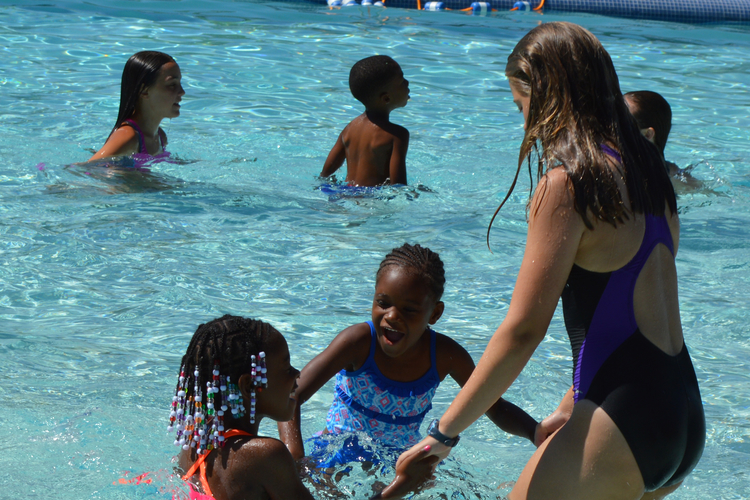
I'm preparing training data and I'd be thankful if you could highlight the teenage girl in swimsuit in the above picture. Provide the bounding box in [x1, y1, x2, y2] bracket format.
[170, 315, 314, 500]
[278, 243, 539, 467]
[380, 22, 705, 500]
[89, 51, 183, 163]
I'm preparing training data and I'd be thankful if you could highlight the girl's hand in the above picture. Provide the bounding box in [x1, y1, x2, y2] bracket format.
[533, 410, 570, 447]
[373, 437, 448, 499]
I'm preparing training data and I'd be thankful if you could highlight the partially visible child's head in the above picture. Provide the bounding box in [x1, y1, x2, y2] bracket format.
[111, 51, 180, 136]
[376, 243, 446, 302]
[624, 90, 672, 156]
[169, 315, 298, 454]
[373, 243, 446, 357]
[349, 55, 408, 110]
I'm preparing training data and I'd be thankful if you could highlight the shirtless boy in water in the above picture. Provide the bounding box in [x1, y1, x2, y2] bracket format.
[320, 55, 410, 186]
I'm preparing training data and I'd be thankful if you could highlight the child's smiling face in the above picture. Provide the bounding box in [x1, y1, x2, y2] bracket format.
[372, 266, 444, 359]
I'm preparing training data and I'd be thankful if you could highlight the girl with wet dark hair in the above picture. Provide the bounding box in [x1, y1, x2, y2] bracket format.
[386, 22, 704, 500]
[89, 51, 184, 164]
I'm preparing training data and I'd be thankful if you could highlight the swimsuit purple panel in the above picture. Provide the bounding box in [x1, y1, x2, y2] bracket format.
[574, 214, 674, 402]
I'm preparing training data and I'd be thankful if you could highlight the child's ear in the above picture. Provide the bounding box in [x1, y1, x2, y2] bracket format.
[380, 91, 391, 104]
[642, 127, 656, 143]
[428, 301, 445, 325]
[237, 373, 254, 399]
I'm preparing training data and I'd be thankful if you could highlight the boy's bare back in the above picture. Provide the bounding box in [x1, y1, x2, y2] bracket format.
[322, 112, 409, 187]
[320, 55, 410, 187]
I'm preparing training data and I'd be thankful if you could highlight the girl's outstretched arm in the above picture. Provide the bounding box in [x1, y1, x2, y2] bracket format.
[435, 168, 584, 441]
[277, 322, 371, 459]
[437, 335, 538, 443]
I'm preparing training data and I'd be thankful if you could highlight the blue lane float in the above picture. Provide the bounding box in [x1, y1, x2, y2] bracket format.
[313, 0, 750, 24]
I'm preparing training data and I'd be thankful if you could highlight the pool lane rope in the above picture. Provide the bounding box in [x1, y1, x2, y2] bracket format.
[420, 0, 544, 12]
[328, 0, 544, 12]
[510, 0, 544, 11]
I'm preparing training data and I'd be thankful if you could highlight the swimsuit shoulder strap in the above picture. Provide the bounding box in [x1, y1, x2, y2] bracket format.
[362, 321, 378, 370]
[600, 143, 622, 163]
[123, 119, 147, 154]
[182, 430, 255, 498]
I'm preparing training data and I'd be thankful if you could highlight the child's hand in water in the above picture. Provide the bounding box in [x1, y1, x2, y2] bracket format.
[370, 443, 444, 499]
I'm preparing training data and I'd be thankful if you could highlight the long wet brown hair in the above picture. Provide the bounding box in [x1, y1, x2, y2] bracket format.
[108, 51, 175, 140]
[488, 22, 676, 246]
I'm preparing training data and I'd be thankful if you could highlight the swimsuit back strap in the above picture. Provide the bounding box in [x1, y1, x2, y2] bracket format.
[183, 429, 255, 498]
[123, 119, 147, 154]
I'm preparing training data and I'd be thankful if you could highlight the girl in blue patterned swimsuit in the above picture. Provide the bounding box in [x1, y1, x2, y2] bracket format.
[278, 243, 539, 467]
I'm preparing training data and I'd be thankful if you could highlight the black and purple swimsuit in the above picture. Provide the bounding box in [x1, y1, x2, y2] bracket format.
[562, 208, 705, 490]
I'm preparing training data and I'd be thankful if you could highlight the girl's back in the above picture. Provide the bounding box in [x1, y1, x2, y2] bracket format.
[179, 435, 300, 500]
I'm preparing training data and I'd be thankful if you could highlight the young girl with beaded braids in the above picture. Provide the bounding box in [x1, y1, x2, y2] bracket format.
[168, 315, 314, 500]
[278, 243, 539, 468]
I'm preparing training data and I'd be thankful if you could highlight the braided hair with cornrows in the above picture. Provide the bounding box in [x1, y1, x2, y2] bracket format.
[168, 315, 277, 455]
[377, 243, 446, 301]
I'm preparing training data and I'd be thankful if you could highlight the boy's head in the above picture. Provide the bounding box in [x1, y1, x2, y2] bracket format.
[349, 55, 408, 109]
[624, 90, 672, 156]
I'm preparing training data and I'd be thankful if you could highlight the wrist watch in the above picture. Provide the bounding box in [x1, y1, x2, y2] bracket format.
[427, 418, 460, 447]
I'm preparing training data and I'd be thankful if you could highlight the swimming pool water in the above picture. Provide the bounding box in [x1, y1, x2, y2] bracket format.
[1, 1, 749, 498]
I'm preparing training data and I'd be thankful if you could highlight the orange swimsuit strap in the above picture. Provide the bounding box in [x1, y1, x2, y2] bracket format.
[182, 430, 255, 498]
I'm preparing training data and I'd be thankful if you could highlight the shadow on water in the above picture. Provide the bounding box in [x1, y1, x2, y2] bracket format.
[39, 157, 190, 195]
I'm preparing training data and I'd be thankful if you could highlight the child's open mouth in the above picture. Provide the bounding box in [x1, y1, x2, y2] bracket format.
[383, 326, 405, 344]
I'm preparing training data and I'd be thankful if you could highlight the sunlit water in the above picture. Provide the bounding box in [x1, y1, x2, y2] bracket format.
[1, 1, 749, 498]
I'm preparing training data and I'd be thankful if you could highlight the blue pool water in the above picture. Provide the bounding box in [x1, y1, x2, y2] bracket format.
[1, 1, 749, 498]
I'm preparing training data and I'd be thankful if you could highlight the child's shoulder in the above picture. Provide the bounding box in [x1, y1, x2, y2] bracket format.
[434, 331, 474, 381]
[215, 436, 301, 498]
[89, 125, 140, 161]
[222, 436, 295, 476]
[109, 124, 140, 148]
[386, 122, 409, 141]
[334, 322, 374, 358]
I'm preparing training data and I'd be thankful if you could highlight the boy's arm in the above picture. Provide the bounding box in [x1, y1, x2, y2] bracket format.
[439, 335, 538, 443]
[320, 132, 346, 178]
[277, 322, 371, 459]
[388, 128, 409, 185]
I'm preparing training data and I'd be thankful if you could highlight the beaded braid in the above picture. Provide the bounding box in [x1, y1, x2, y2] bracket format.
[377, 243, 446, 301]
[168, 315, 275, 455]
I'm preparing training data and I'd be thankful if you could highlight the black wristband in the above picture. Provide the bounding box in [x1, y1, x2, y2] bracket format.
[427, 418, 460, 447]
